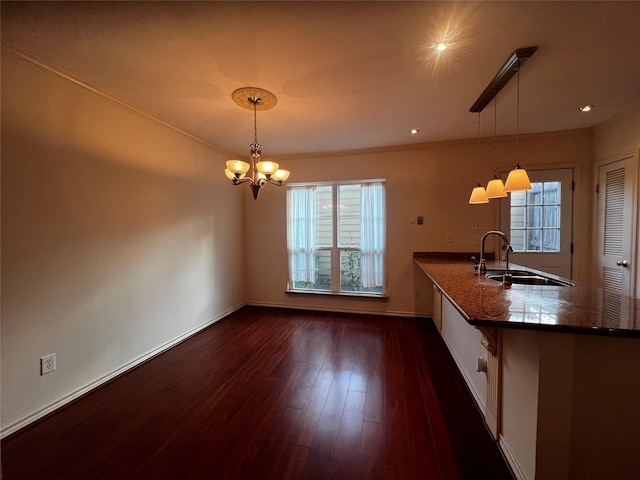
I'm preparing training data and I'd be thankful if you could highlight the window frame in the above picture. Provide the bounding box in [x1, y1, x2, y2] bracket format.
[286, 179, 387, 298]
[509, 181, 562, 253]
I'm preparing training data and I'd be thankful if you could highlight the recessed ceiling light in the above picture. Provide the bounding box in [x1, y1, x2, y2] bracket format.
[579, 105, 593, 112]
[436, 43, 447, 52]
[410, 128, 420, 134]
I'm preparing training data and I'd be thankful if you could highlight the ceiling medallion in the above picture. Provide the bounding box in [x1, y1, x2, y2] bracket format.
[231, 87, 278, 111]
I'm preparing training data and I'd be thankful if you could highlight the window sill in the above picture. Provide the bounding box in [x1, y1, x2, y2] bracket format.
[285, 289, 389, 300]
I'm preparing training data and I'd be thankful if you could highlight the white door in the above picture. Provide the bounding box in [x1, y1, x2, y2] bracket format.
[597, 156, 636, 299]
[499, 168, 574, 278]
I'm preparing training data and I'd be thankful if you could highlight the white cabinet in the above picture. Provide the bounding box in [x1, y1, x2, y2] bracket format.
[440, 297, 488, 415]
[436, 297, 640, 480]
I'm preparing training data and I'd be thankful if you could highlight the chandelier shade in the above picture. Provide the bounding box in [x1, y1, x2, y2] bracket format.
[224, 87, 290, 199]
[226, 160, 250, 176]
[256, 161, 279, 175]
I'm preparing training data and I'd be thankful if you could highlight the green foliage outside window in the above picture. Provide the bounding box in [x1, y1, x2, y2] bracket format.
[340, 250, 362, 291]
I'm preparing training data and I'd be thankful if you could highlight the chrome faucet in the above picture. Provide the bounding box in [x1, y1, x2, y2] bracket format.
[478, 230, 512, 275]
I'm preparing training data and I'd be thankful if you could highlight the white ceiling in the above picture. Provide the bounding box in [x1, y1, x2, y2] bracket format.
[2, 1, 639, 158]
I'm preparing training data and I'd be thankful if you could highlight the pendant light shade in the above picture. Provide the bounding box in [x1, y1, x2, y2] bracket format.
[485, 175, 507, 198]
[504, 163, 532, 192]
[469, 183, 489, 204]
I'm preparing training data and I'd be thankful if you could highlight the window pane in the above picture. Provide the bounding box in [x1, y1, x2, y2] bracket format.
[315, 186, 333, 247]
[338, 184, 361, 247]
[510, 179, 564, 255]
[511, 191, 526, 206]
[340, 249, 362, 292]
[526, 230, 542, 251]
[544, 206, 560, 228]
[511, 206, 526, 229]
[527, 184, 543, 204]
[510, 229, 526, 252]
[527, 206, 542, 228]
[314, 249, 331, 290]
[543, 182, 561, 204]
[543, 229, 560, 252]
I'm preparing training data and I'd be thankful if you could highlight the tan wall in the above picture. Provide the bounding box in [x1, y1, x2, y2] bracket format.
[244, 129, 593, 316]
[1, 54, 245, 433]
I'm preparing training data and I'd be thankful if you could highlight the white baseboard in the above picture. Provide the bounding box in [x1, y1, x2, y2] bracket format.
[1, 303, 245, 439]
[246, 300, 428, 318]
[499, 434, 528, 480]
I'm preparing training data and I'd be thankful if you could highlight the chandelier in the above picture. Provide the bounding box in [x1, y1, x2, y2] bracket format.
[224, 87, 290, 199]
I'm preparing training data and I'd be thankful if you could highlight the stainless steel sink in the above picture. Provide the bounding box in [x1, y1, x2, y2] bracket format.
[485, 269, 533, 277]
[485, 270, 573, 287]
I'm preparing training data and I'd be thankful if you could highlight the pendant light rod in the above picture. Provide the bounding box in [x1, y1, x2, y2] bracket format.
[469, 46, 537, 113]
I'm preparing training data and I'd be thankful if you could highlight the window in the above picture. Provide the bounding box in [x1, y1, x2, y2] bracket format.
[286, 181, 386, 296]
[509, 181, 561, 252]
[500, 168, 573, 278]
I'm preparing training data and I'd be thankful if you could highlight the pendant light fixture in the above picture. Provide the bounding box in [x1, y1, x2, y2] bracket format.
[224, 87, 290, 199]
[504, 69, 532, 192]
[469, 112, 489, 204]
[468, 47, 536, 204]
[469, 184, 489, 204]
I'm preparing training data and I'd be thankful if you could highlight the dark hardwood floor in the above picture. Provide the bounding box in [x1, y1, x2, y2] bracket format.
[2, 307, 513, 479]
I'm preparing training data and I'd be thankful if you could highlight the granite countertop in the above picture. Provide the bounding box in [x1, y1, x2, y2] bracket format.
[414, 252, 640, 338]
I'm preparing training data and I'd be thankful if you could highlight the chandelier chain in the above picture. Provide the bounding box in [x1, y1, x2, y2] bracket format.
[250, 98, 261, 159]
[253, 100, 258, 145]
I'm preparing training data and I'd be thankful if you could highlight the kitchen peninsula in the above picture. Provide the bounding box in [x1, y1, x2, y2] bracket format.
[414, 253, 639, 480]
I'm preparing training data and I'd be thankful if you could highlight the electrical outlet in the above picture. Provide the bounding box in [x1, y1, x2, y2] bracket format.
[41, 353, 56, 375]
[445, 233, 453, 243]
[414, 290, 422, 300]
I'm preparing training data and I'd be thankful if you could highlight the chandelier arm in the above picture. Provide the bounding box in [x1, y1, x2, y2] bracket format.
[231, 177, 255, 186]
[266, 178, 286, 187]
